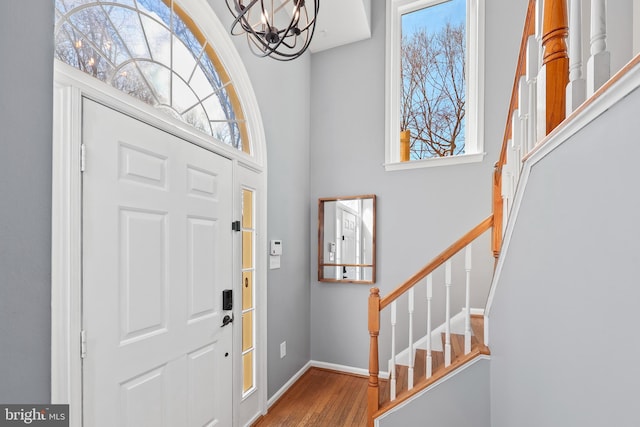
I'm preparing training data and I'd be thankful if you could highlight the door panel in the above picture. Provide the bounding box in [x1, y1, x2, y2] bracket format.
[82, 99, 233, 427]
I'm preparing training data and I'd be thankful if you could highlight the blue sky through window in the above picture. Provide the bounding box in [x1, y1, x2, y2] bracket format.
[400, 0, 467, 159]
[402, 0, 465, 38]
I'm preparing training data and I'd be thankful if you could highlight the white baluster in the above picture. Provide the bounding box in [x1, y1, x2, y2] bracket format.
[444, 260, 452, 367]
[535, 0, 544, 66]
[426, 274, 433, 379]
[464, 244, 472, 355]
[390, 301, 397, 400]
[535, 0, 548, 139]
[501, 161, 512, 223]
[567, 0, 586, 113]
[408, 288, 414, 390]
[526, 35, 539, 152]
[518, 75, 529, 159]
[511, 110, 521, 175]
[587, 0, 610, 95]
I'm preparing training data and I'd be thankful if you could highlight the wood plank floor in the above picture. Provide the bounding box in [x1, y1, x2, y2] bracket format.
[253, 368, 368, 427]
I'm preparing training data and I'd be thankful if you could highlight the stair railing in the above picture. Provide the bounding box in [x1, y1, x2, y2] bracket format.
[494, 0, 625, 258]
[367, 215, 493, 425]
[369, 0, 634, 424]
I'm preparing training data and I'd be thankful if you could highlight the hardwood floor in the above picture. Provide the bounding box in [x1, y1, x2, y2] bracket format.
[253, 368, 369, 427]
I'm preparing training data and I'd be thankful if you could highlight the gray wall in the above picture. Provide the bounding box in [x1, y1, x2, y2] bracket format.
[490, 87, 640, 427]
[207, 2, 312, 399]
[308, 0, 528, 369]
[378, 358, 491, 427]
[0, 0, 310, 405]
[0, 1, 54, 403]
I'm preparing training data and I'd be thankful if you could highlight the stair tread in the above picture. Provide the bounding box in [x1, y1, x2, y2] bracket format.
[382, 316, 489, 407]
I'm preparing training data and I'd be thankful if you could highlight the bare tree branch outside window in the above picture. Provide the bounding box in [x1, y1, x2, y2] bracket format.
[401, 14, 466, 159]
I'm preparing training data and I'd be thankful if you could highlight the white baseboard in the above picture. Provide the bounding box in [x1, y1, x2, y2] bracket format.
[266, 360, 390, 411]
[310, 360, 389, 379]
[267, 361, 311, 408]
[243, 412, 264, 427]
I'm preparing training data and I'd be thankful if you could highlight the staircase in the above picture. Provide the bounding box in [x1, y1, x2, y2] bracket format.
[378, 315, 489, 414]
[367, 0, 640, 425]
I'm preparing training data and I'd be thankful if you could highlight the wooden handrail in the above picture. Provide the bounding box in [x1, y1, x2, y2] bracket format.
[379, 215, 493, 310]
[492, 0, 537, 259]
[497, 0, 537, 169]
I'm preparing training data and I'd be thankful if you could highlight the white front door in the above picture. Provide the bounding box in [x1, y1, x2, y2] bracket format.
[81, 99, 233, 426]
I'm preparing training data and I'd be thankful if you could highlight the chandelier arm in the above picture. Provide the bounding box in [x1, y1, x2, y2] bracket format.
[227, 0, 319, 61]
[227, 0, 261, 34]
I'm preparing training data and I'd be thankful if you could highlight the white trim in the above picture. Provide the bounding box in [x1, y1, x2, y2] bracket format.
[384, 152, 485, 171]
[235, 165, 268, 426]
[51, 2, 268, 426]
[267, 362, 312, 408]
[385, 0, 485, 168]
[310, 360, 390, 379]
[242, 412, 264, 427]
[50, 85, 83, 427]
[484, 57, 640, 325]
[373, 355, 490, 426]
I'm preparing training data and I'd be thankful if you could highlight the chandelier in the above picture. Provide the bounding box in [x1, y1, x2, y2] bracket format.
[225, 0, 320, 61]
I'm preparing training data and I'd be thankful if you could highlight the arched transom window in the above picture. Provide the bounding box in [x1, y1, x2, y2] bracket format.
[54, 0, 251, 154]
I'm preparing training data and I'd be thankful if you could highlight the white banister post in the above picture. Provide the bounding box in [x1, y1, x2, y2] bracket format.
[390, 301, 397, 400]
[444, 260, 452, 367]
[501, 152, 512, 224]
[464, 244, 472, 355]
[518, 75, 529, 159]
[526, 35, 539, 152]
[535, 0, 547, 139]
[408, 288, 415, 390]
[407, 288, 415, 390]
[535, 0, 544, 46]
[567, 0, 586, 113]
[587, 0, 610, 95]
[511, 110, 521, 177]
[425, 274, 433, 379]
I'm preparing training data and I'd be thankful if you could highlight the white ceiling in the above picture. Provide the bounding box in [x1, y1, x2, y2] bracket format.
[308, 0, 372, 53]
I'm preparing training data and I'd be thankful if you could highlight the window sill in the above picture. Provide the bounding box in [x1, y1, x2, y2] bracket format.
[384, 152, 486, 171]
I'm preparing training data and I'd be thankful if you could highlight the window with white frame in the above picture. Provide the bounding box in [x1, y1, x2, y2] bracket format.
[54, 0, 252, 155]
[385, 0, 485, 170]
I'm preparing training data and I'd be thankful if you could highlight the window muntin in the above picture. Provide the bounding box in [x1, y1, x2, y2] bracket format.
[54, 0, 251, 154]
[385, 0, 485, 170]
[241, 189, 256, 396]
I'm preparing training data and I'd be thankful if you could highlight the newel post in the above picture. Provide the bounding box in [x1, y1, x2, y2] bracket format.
[541, 0, 569, 134]
[492, 163, 503, 262]
[367, 287, 380, 427]
[400, 130, 411, 162]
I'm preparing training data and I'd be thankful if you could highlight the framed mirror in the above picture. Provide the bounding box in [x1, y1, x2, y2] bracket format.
[318, 194, 376, 283]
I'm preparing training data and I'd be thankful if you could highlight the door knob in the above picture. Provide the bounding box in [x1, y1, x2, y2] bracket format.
[221, 314, 233, 327]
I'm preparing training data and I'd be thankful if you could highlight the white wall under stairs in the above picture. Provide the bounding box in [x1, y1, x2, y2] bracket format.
[377, 357, 490, 427]
[488, 76, 640, 425]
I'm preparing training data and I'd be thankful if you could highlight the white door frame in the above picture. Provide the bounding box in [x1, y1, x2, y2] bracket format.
[51, 55, 267, 426]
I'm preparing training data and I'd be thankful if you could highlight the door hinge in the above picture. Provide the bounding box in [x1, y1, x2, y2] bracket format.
[80, 330, 87, 359]
[80, 143, 86, 172]
[232, 220, 241, 231]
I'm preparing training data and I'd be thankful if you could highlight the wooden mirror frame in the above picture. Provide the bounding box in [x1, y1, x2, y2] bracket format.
[318, 194, 376, 284]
